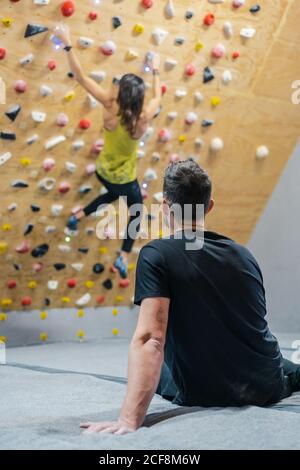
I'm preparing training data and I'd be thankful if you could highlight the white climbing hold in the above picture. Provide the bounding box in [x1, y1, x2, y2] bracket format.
[71, 263, 84, 272]
[167, 111, 178, 120]
[43, 157, 55, 171]
[87, 94, 99, 108]
[90, 71, 106, 82]
[65, 161, 77, 173]
[175, 89, 187, 98]
[223, 21, 234, 38]
[144, 168, 158, 181]
[76, 293, 91, 307]
[165, 58, 178, 69]
[137, 150, 145, 159]
[78, 37, 94, 48]
[100, 40, 117, 56]
[30, 170, 38, 179]
[222, 70, 233, 85]
[165, 0, 175, 18]
[58, 244, 71, 254]
[210, 137, 224, 152]
[153, 192, 164, 203]
[8, 202, 18, 211]
[195, 138, 204, 147]
[56, 113, 69, 126]
[51, 204, 63, 216]
[38, 177, 56, 191]
[26, 134, 39, 145]
[194, 91, 204, 103]
[0, 152, 12, 166]
[45, 226, 56, 234]
[40, 84, 53, 96]
[44, 135, 66, 150]
[48, 280, 59, 290]
[152, 152, 161, 162]
[31, 111, 46, 123]
[185, 112, 198, 125]
[20, 53, 34, 66]
[34, 0, 50, 4]
[256, 145, 269, 159]
[72, 140, 85, 150]
[152, 27, 169, 45]
[240, 28, 256, 39]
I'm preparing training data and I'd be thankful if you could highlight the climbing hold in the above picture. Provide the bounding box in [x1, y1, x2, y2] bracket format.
[20, 53, 34, 66]
[73, 140, 85, 151]
[66, 161, 77, 173]
[2, 18, 13, 27]
[250, 4, 261, 14]
[90, 71, 106, 83]
[167, 111, 178, 120]
[112, 308, 118, 316]
[158, 128, 171, 142]
[67, 278, 77, 288]
[174, 36, 185, 46]
[211, 44, 226, 59]
[2, 223, 12, 232]
[20, 157, 31, 167]
[103, 279, 113, 290]
[79, 185, 91, 194]
[22, 297, 32, 307]
[119, 279, 130, 288]
[126, 49, 139, 61]
[51, 204, 63, 216]
[210, 137, 224, 152]
[76, 293, 91, 307]
[24, 223, 34, 236]
[33, 262, 43, 273]
[0, 131, 16, 141]
[152, 28, 169, 45]
[27, 134, 39, 145]
[78, 37, 94, 48]
[59, 244, 71, 254]
[79, 118, 91, 130]
[144, 168, 157, 181]
[54, 263, 66, 271]
[133, 23, 144, 34]
[31, 204, 40, 212]
[31, 111, 46, 123]
[43, 158, 55, 172]
[195, 41, 204, 52]
[178, 135, 186, 143]
[222, 70, 233, 84]
[0, 48, 6, 60]
[0, 242, 8, 255]
[208, 0, 225, 3]
[93, 263, 105, 274]
[56, 113, 69, 127]
[232, 0, 245, 7]
[256, 145, 269, 159]
[24, 24, 48, 38]
[61, 1, 75, 17]
[223, 21, 234, 38]
[40, 311, 48, 320]
[89, 11, 98, 20]
[141, 0, 153, 9]
[11, 179, 29, 188]
[112, 328, 119, 337]
[86, 163, 96, 175]
[161, 84, 167, 95]
[15, 80, 27, 93]
[47, 60, 57, 71]
[202, 119, 214, 127]
[194, 91, 204, 103]
[96, 295, 105, 305]
[203, 66, 215, 84]
[185, 112, 198, 125]
[44, 135, 66, 150]
[31, 243, 49, 258]
[211, 96, 221, 107]
[7, 202, 17, 212]
[64, 90, 75, 100]
[28, 280, 37, 289]
[58, 182, 71, 194]
[48, 280, 59, 290]
[175, 89, 187, 98]
[195, 138, 204, 148]
[112, 16, 122, 29]
[100, 40, 117, 56]
[185, 64, 196, 76]
[165, 58, 178, 70]
[77, 309, 85, 318]
[240, 28, 256, 39]
[78, 247, 89, 254]
[0, 313, 7, 322]
[165, 0, 175, 18]
[1, 298, 12, 307]
[203, 13, 215, 26]
[7, 280, 17, 289]
[185, 10, 194, 20]
[85, 280, 94, 289]
[38, 178, 56, 191]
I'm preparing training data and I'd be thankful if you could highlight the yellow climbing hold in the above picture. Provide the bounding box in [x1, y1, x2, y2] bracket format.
[2, 224, 12, 231]
[77, 329, 85, 340]
[0, 313, 7, 322]
[179, 134, 186, 143]
[0, 336, 7, 344]
[1, 298, 12, 307]
[28, 280, 37, 289]
[77, 309, 85, 318]
[112, 308, 118, 316]
[112, 328, 119, 337]
[0, 242, 8, 254]
[133, 23, 144, 34]
[64, 90, 75, 101]
[85, 280, 94, 289]
[40, 332, 48, 342]
[195, 41, 204, 52]
[211, 96, 221, 107]
[20, 157, 32, 166]
[115, 295, 124, 303]
[2, 18, 13, 27]
[40, 311, 48, 320]
[158, 229, 164, 238]
[99, 246, 108, 254]
[128, 263, 135, 271]
[126, 49, 139, 61]
[62, 296, 71, 304]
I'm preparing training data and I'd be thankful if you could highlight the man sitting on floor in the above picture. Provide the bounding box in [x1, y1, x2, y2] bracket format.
[81, 159, 300, 435]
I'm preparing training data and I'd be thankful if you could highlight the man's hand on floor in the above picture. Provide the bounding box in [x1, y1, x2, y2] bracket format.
[80, 419, 139, 435]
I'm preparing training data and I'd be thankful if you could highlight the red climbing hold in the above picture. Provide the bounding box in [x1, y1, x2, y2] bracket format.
[79, 118, 91, 130]
[48, 60, 57, 71]
[185, 64, 196, 76]
[7, 280, 17, 289]
[21, 296, 32, 307]
[161, 84, 167, 95]
[89, 11, 98, 21]
[119, 279, 130, 288]
[58, 182, 71, 194]
[232, 50, 240, 59]
[141, 0, 153, 9]
[61, 1, 75, 17]
[203, 13, 215, 26]
[67, 278, 77, 288]
[15, 80, 27, 93]
[96, 295, 105, 305]
[0, 48, 6, 60]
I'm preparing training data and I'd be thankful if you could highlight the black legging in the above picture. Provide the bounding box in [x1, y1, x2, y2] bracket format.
[83, 173, 143, 253]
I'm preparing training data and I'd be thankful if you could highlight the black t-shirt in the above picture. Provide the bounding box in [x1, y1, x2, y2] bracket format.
[134, 231, 284, 407]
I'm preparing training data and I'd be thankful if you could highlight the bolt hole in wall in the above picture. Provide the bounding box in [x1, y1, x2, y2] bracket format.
[0, 0, 299, 346]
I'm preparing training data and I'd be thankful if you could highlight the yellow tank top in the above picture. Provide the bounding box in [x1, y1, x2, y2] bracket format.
[96, 122, 139, 184]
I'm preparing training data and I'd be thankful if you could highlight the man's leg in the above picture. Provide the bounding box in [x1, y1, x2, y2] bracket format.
[83, 191, 118, 217]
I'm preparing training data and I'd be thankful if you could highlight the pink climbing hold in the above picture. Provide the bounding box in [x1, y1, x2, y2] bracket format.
[100, 41, 116, 56]
[79, 118, 91, 130]
[158, 128, 171, 143]
[61, 1, 75, 17]
[91, 138, 104, 155]
[56, 113, 69, 127]
[86, 163, 96, 175]
[33, 262, 43, 273]
[16, 240, 30, 254]
[15, 79, 27, 93]
[232, 0, 245, 8]
[211, 44, 226, 59]
[185, 64, 196, 76]
[169, 153, 181, 163]
[58, 182, 71, 194]
[0, 48, 6, 60]
[43, 158, 55, 172]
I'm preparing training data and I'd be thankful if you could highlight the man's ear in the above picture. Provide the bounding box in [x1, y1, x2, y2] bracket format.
[206, 199, 215, 215]
[162, 198, 169, 216]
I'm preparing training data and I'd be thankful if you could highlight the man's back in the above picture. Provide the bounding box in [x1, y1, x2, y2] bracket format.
[135, 230, 284, 407]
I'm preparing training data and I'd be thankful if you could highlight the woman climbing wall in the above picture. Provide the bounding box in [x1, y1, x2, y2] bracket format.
[52, 23, 162, 279]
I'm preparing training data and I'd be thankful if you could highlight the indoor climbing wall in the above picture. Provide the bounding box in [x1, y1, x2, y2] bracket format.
[0, 0, 299, 329]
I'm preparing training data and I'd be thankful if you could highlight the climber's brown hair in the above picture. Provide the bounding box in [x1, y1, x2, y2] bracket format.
[117, 74, 146, 137]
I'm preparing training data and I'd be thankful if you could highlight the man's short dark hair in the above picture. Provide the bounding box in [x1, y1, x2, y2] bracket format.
[163, 159, 212, 220]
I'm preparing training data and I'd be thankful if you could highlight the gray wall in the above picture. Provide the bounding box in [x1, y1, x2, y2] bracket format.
[249, 140, 300, 333]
